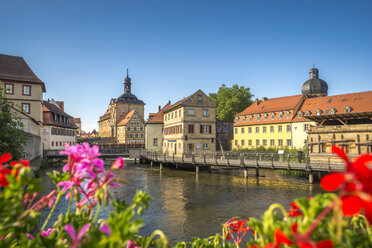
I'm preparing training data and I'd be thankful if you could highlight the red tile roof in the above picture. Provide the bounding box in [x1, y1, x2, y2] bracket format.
[42, 100, 77, 128]
[0, 54, 46, 92]
[234, 95, 303, 126]
[146, 102, 172, 124]
[293, 90, 372, 122]
[117, 110, 135, 126]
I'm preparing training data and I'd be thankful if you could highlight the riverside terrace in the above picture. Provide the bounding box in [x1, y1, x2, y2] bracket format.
[139, 151, 347, 184]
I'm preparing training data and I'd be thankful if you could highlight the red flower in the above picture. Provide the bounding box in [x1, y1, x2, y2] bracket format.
[0, 153, 30, 187]
[320, 146, 372, 223]
[289, 202, 303, 218]
[223, 218, 252, 246]
[274, 224, 333, 248]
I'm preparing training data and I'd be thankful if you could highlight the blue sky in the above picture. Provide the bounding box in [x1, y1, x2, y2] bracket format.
[1, 0, 371, 132]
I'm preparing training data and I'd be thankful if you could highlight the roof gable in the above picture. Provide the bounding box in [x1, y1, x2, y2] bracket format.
[117, 110, 143, 126]
[0, 54, 46, 92]
[164, 89, 216, 113]
[147, 102, 172, 124]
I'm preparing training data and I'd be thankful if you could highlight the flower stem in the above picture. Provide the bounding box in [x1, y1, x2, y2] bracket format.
[92, 203, 101, 223]
[41, 191, 62, 231]
[305, 200, 335, 236]
[66, 188, 73, 220]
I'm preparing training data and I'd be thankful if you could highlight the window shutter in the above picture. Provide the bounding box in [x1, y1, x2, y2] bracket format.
[200, 125, 203, 134]
[209, 125, 212, 134]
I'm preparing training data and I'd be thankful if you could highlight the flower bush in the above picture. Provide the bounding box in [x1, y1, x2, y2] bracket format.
[0, 144, 371, 247]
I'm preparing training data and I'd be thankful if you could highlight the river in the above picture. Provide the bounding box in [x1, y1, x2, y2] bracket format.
[39, 161, 323, 244]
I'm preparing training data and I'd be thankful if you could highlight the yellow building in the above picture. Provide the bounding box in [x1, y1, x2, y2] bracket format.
[163, 89, 216, 155]
[98, 69, 145, 144]
[145, 102, 171, 152]
[0, 54, 46, 162]
[233, 67, 328, 150]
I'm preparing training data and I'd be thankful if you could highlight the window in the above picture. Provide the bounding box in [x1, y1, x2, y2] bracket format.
[203, 143, 209, 149]
[235, 140, 238, 146]
[188, 109, 195, 116]
[278, 139, 283, 147]
[248, 127, 252, 133]
[242, 116, 246, 122]
[175, 111, 177, 118]
[278, 125, 282, 133]
[248, 140, 252, 146]
[279, 112, 283, 119]
[235, 128, 238, 134]
[197, 95, 203, 102]
[286, 125, 291, 132]
[59, 141, 62, 146]
[344, 106, 352, 114]
[135, 107, 138, 112]
[256, 127, 259, 133]
[263, 140, 267, 146]
[235, 117, 239, 123]
[122, 107, 126, 112]
[263, 114, 267, 121]
[287, 139, 292, 147]
[51, 141, 54, 147]
[270, 126, 274, 133]
[241, 140, 245, 146]
[305, 111, 311, 116]
[241, 127, 244, 133]
[5, 83, 14, 94]
[286, 112, 290, 119]
[330, 108, 336, 115]
[188, 124, 194, 133]
[270, 139, 275, 146]
[179, 110, 182, 117]
[270, 113, 275, 120]
[263, 126, 267, 133]
[256, 139, 260, 146]
[316, 109, 322, 116]
[22, 103, 30, 114]
[201, 125, 210, 134]
[304, 124, 309, 132]
[171, 113, 173, 119]
[203, 109, 209, 116]
[249, 115, 253, 122]
[256, 115, 260, 121]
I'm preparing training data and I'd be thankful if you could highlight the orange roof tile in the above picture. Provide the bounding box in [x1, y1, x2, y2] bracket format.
[117, 110, 135, 126]
[293, 90, 372, 122]
[147, 102, 172, 124]
[234, 95, 303, 126]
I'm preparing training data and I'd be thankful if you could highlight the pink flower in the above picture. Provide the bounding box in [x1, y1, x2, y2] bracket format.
[26, 234, 34, 239]
[41, 228, 56, 237]
[64, 223, 91, 248]
[99, 222, 111, 236]
[126, 240, 141, 248]
[111, 157, 125, 170]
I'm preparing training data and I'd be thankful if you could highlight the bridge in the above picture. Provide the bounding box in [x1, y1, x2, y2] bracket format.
[140, 151, 346, 184]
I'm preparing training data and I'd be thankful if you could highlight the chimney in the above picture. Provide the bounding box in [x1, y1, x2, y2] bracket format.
[158, 105, 161, 112]
[262, 97, 268, 101]
[56, 101, 64, 111]
[168, 100, 171, 105]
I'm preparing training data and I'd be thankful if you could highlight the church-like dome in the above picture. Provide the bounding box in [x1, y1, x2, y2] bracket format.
[115, 69, 144, 104]
[301, 67, 328, 96]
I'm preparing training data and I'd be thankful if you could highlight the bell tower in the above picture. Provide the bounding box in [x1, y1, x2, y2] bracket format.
[124, 68, 131, 94]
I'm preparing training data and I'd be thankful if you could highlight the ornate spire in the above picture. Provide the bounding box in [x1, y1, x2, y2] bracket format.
[126, 68, 129, 78]
[124, 68, 131, 94]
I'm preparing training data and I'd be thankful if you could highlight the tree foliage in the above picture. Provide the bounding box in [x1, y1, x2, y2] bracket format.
[209, 84, 253, 122]
[0, 87, 27, 159]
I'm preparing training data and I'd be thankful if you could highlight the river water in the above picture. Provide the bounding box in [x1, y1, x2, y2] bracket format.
[40, 161, 323, 244]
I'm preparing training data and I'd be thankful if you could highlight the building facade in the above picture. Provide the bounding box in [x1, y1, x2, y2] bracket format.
[163, 90, 216, 155]
[216, 119, 233, 151]
[0, 54, 46, 161]
[301, 91, 372, 162]
[232, 67, 327, 150]
[73, 118, 82, 137]
[145, 102, 171, 152]
[42, 100, 78, 152]
[98, 70, 145, 144]
[116, 110, 145, 144]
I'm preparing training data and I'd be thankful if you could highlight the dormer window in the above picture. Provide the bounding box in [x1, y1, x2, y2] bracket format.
[263, 114, 267, 121]
[298, 111, 303, 118]
[256, 114, 260, 121]
[249, 115, 253, 122]
[305, 111, 311, 117]
[279, 112, 283, 119]
[235, 117, 239, 123]
[286, 112, 290, 119]
[316, 109, 322, 116]
[270, 113, 275, 120]
[330, 108, 336, 115]
[242, 116, 246, 122]
[344, 106, 352, 114]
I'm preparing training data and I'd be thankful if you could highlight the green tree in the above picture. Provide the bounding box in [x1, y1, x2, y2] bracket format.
[0, 87, 27, 159]
[209, 84, 254, 122]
